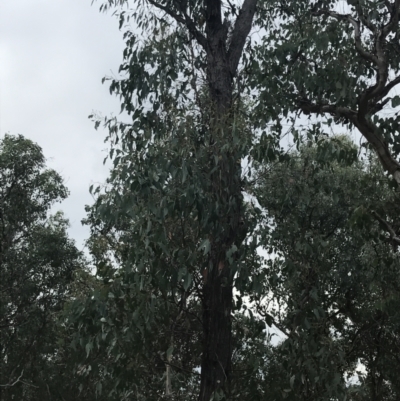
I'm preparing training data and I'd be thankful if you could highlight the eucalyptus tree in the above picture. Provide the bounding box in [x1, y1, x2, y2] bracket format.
[251, 136, 400, 401]
[82, 0, 272, 399]
[77, 108, 265, 399]
[0, 134, 86, 400]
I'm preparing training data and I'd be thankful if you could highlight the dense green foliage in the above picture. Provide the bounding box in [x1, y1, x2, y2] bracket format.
[252, 137, 400, 400]
[0, 135, 88, 400]
[71, 131, 400, 400]
[253, 0, 400, 183]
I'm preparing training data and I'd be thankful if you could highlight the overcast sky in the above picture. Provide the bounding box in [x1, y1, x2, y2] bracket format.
[1, 0, 126, 252]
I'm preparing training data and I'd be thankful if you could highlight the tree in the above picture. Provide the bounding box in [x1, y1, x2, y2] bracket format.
[251, 136, 400, 400]
[81, 0, 266, 399]
[0, 134, 86, 400]
[73, 123, 263, 399]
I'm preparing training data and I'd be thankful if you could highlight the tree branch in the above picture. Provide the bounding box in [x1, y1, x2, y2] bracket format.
[312, 10, 378, 65]
[146, 0, 207, 49]
[374, 75, 400, 104]
[228, 0, 258, 76]
[354, 3, 377, 33]
[297, 97, 357, 121]
[382, 0, 400, 36]
[368, 97, 391, 115]
[371, 210, 400, 246]
[0, 369, 24, 387]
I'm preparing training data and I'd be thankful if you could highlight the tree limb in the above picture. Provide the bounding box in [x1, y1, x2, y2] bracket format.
[228, 0, 258, 76]
[146, 0, 207, 49]
[374, 75, 400, 104]
[371, 210, 400, 246]
[0, 369, 24, 387]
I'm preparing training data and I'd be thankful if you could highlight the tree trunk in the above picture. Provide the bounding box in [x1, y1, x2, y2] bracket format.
[199, 260, 233, 401]
[197, 1, 257, 398]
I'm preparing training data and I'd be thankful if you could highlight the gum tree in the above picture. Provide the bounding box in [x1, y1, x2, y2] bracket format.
[81, 0, 269, 399]
[0, 134, 85, 400]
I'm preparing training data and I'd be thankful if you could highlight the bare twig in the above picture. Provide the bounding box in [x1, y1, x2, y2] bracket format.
[0, 369, 24, 387]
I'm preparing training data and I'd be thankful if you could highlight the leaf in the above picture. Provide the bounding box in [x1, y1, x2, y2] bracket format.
[182, 161, 188, 183]
[86, 341, 93, 357]
[392, 96, 400, 108]
[198, 238, 211, 255]
[96, 381, 102, 396]
[166, 345, 174, 361]
[183, 272, 192, 291]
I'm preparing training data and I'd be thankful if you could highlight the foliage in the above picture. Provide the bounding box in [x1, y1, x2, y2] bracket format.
[252, 136, 400, 400]
[71, 101, 261, 398]
[0, 134, 87, 400]
[254, 0, 400, 184]
[79, 0, 269, 398]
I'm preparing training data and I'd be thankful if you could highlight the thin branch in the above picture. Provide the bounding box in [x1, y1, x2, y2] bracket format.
[312, 10, 377, 65]
[368, 97, 391, 114]
[297, 97, 357, 121]
[371, 211, 400, 246]
[382, 0, 400, 36]
[0, 370, 24, 387]
[226, 0, 238, 17]
[374, 75, 400, 104]
[146, 0, 207, 49]
[354, 3, 377, 33]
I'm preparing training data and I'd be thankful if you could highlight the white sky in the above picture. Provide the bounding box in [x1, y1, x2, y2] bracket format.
[0, 0, 125, 252]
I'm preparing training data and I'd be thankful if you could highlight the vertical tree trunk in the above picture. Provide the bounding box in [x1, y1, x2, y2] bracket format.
[199, 41, 246, 400]
[197, 1, 258, 398]
[199, 262, 233, 400]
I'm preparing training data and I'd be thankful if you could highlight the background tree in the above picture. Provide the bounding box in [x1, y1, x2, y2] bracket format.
[251, 136, 400, 400]
[0, 134, 87, 400]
